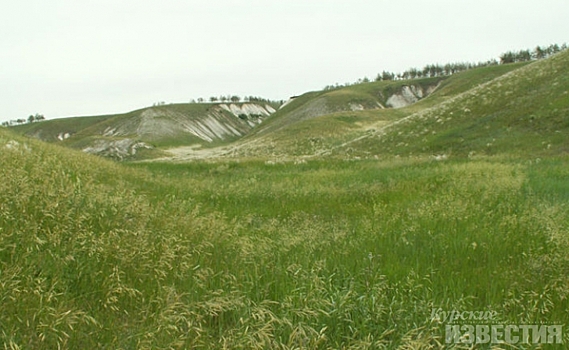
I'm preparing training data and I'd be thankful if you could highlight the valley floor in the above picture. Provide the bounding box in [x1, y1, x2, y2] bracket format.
[4, 129, 567, 348]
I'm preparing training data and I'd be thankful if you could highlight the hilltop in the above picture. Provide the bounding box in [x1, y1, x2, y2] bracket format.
[9, 101, 279, 160]
[8, 48, 569, 162]
[157, 61, 535, 160]
[8, 79, 443, 160]
[343, 48, 569, 159]
[159, 50, 568, 161]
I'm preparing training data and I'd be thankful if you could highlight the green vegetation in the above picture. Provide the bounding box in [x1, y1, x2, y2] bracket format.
[9, 114, 114, 142]
[232, 62, 529, 159]
[8, 101, 282, 161]
[249, 78, 445, 141]
[347, 50, 569, 160]
[2, 126, 568, 348]
[2, 47, 569, 348]
[333, 43, 567, 88]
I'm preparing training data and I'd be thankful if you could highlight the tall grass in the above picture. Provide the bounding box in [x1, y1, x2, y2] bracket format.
[2, 128, 568, 348]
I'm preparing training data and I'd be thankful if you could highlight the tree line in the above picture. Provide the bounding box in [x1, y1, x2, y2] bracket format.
[324, 43, 567, 90]
[2, 113, 45, 127]
[499, 43, 565, 63]
[151, 95, 283, 107]
[5, 43, 565, 125]
[188, 95, 282, 105]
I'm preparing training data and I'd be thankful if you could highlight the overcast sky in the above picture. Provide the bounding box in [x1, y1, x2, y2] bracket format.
[1, 0, 568, 122]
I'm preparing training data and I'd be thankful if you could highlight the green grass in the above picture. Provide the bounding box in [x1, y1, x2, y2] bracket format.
[6, 60, 534, 162]
[127, 157, 569, 348]
[345, 51, 569, 160]
[3, 50, 569, 349]
[67, 104, 230, 148]
[251, 78, 445, 139]
[234, 61, 530, 160]
[8, 102, 278, 159]
[2, 125, 568, 348]
[413, 62, 530, 109]
[9, 115, 114, 142]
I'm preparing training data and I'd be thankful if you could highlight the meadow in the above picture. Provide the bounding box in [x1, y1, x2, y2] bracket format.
[3, 49, 569, 349]
[2, 128, 568, 348]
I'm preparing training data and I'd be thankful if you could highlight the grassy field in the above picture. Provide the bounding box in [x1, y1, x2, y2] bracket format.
[2, 50, 569, 348]
[2, 125, 568, 348]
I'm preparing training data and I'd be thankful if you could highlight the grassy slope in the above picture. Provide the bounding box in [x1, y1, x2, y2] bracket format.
[2, 53, 569, 348]
[251, 77, 445, 138]
[9, 102, 282, 154]
[7, 63, 529, 161]
[9, 115, 114, 142]
[228, 63, 528, 159]
[68, 104, 222, 148]
[0, 129, 228, 348]
[2, 120, 569, 348]
[345, 53, 569, 158]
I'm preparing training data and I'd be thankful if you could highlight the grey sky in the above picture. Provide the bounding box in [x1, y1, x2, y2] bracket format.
[1, 0, 568, 122]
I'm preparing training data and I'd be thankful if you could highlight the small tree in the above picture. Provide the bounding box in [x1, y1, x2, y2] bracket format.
[500, 51, 515, 64]
[516, 50, 532, 62]
[534, 46, 546, 59]
[230, 95, 240, 103]
[381, 71, 394, 81]
[28, 113, 45, 122]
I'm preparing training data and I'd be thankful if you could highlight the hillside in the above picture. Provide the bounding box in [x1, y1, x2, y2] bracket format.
[10, 101, 279, 160]
[2, 122, 569, 348]
[161, 61, 532, 160]
[251, 77, 444, 137]
[3, 48, 569, 348]
[162, 52, 566, 161]
[9, 56, 553, 162]
[10, 76, 450, 161]
[341, 49, 569, 159]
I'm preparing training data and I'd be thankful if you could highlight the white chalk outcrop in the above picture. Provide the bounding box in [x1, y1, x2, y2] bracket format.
[101, 103, 277, 144]
[386, 84, 439, 108]
[82, 139, 153, 160]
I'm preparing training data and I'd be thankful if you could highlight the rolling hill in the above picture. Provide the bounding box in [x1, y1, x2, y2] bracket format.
[157, 61, 536, 161]
[2, 48, 569, 348]
[10, 101, 279, 160]
[10, 53, 562, 162]
[167, 52, 565, 161]
[342, 48, 569, 159]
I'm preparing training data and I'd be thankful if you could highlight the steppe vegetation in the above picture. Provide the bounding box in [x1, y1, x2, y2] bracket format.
[1, 46, 569, 349]
[2, 128, 568, 348]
